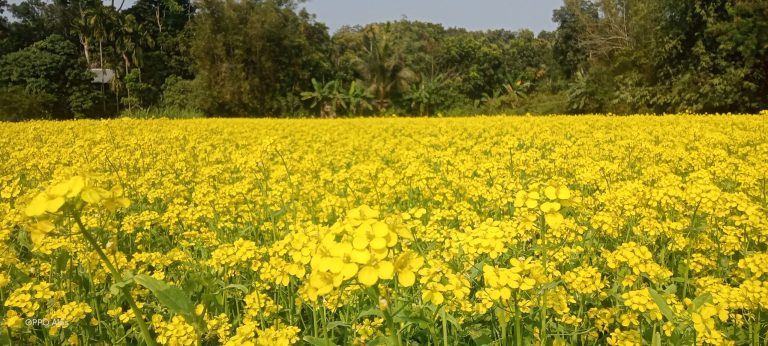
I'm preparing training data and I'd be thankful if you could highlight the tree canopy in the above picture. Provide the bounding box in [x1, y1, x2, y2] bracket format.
[0, 0, 766, 120]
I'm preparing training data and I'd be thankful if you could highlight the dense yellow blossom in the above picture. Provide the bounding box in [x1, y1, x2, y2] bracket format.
[153, 315, 197, 346]
[1, 115, 766, 345]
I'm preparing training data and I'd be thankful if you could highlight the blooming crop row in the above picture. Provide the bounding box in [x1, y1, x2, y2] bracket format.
[0, 115, 766, 345]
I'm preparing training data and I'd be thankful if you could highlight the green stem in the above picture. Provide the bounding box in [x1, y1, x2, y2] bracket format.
[515, 294, 522, 346]
[441, 307, 448, 346]
[429, 325, 438, 346]
[288, 280, 296, 325]
[755, 312, 761, 346]
[321, 306, 328, 340]
[540, 293, 547, 345]
[74, 213, 157, 346]
[500, 308, 508, 346]
[763, 311, 768, 346]
[382, 305, 402, 346]
[312, 306, 318, 337]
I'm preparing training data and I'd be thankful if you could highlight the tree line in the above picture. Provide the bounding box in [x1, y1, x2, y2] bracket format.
[0, 0, 766, 120]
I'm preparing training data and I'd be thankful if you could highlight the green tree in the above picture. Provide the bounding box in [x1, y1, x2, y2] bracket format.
[649, 0, 768, 112]
[160, 75, 202, 111]
[125, 0, 194, 91]
[353, 25, 416, 113]
[403, 73, 451, 116]
[121, 68, 155, 111]
[189, 0, 331, 116]
[0, 0, 8, 53]
[0, 34, 99, 119]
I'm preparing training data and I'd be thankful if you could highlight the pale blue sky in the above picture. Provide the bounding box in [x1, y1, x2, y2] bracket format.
[302, 0, 563, 33]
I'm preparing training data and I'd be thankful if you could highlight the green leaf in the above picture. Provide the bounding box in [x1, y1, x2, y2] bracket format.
[468, 327, 493, 345]
[325, 321, 350, 332]
[109, 274, 135, 296]
[366, 336, 394, 346]
[652, 330, 662, 346]
[134, 274, 194, 316]
[356, 308, 383, 320]
[0, 325, 11, 345]
[303, 336, 337, 346]
[55, 252, 70, 272]
[393, 310, 431, 328]
[648, 288, 677, 321]
[468, 259, 485, 281]
[690, 293, 712, 312]
[214, 293, 224, 306]
[537, 279, 561, 294]
[221, 284, 249, 294]
[441, 307, 462, 331]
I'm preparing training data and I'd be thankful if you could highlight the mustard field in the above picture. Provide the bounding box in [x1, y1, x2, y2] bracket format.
[1, 115, 767, 346]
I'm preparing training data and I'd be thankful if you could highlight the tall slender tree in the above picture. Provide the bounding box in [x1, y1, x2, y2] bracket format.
[354, 25, 416, 113]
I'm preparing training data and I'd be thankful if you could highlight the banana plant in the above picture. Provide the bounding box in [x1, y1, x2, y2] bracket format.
[301, 78, 345, 116]
[501, 74, 532, 101]
[343, 80, 373, 116]
[404, 74, 449, 116]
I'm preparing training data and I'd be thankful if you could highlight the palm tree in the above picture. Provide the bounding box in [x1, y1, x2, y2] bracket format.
[85, 4, 116, 72]
[353, 25, 416, 113]
[81, 4, 118, 113]
[83, 6, 153, 113]
[114, 14, 154, 77]
[72, 5, 93, 67]
[113, 14, 154, 112]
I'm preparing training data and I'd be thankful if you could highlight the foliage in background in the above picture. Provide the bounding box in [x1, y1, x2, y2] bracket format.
[0, 86, 56, 121]
[189, 0, 331, 116]
[0, 35, 99, 119]
[0, 0, 767, 119]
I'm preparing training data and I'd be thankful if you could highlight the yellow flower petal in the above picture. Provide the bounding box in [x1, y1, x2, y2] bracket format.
[376, 261, 394, 280]
[352, 235, 369, 250]
[81, 187, 105, 204]
[45, 196, 65, 213]
[398, 270, 416, 287]
[430, 292, 444, 305]
[25, 193, 49, 217]
[29, 220, 55, 246]
[350, 249, 371, 264]
[48, 182, 70, 197]
[545, 212, 564, 229]
[372, 222, 389, 237]
[66, 176, 85, 198]
[370, 237, 387, 250]
[358, 265, 379, 286]
[341, 263, 358, 279]
[544, 186, 557, 200]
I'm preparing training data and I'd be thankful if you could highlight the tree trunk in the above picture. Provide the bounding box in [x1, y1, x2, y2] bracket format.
[123, 53, 131, 77]
[156, 6, 163, 33]
[99, 40, 104, 70]
[123, 53, 131, 112]
[80, 35, 92, 67]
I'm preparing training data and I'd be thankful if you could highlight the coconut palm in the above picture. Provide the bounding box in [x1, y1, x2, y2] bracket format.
[353, 25, 416, 113]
